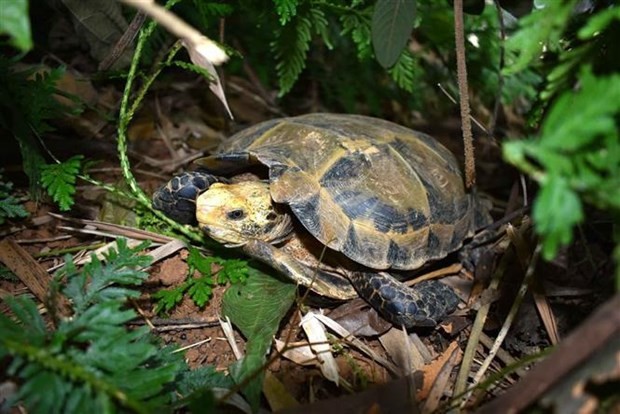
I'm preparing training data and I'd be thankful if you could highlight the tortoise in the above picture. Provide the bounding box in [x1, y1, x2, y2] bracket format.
[153, 114, 491, 328]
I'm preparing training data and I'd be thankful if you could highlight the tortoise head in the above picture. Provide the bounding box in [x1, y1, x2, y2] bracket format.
[195, 181, 293, 247]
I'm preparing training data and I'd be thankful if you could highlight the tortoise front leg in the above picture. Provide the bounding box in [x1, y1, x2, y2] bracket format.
[152, 171, 225, 224]
[242, 239, 357, 301]
[347, 272, 460, 328]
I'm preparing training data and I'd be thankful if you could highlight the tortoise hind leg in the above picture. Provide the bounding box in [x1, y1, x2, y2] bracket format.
[347, 272, 459, 328]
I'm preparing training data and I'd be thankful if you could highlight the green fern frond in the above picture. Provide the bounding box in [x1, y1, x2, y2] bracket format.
[272, 6, 332, 96]
[272, 12, 312, 96]
[59, 238, 152, 314]
[0, 59, 73, 197]
[340, 12, 373, 60]
[40, 155, 83, 211]
[153, 247, 249, 314]
[0, 175, 28, 224]
[388, 50, 419, 93]
[170, 60, 214, 81]
[274, 0, 299, 25]
[0, 239, 191, 414]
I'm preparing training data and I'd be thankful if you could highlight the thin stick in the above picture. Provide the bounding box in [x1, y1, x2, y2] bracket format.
[453, 0, 476, 188]
[469, 244, 541, 399]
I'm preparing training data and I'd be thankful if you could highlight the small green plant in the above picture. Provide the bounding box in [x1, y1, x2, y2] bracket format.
[0, 173, 28, 224]
[0, 0, 33, 51]
[0, 57, 82, 199]
[153, 246, 249, 314]
[0, 239, 230, 413]
[40, 155, 84, 211]
[502, 3, 620, 282]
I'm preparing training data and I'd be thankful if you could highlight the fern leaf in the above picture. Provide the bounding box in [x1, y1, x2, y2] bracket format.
[40, 155, 83, 211]
[216, 258, 249, 284]
[272, 7, 332, 96]
[341, 13, 373, 60]
[0, 240, 192, 413]
[0, 178, 28, 224]
[388, 50, 419, 93]
[153, 286, 185, 314]
[274, 0, 299, 25]
[187, 277, 213, 307]
[61, 238, 152, 314]
[272, 13, 312, 96]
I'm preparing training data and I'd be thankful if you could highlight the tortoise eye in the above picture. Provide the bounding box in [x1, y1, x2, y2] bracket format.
[227, 209, 245, 220]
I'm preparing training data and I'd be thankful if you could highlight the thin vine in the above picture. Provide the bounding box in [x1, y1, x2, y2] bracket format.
[116, 7, 204, 244]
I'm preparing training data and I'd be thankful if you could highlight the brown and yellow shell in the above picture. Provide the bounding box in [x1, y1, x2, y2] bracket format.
[196, 113, 488, 271]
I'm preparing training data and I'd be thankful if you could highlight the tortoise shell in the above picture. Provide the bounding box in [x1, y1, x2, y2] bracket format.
[196, 113, 485, 271]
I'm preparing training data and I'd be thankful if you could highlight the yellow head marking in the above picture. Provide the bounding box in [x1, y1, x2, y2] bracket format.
[196, 181, 292, 246]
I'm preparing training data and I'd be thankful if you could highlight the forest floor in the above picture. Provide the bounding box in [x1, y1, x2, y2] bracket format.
[1, 64, 617, 413]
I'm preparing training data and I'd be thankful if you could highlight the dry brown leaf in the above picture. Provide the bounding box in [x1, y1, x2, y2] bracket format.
[263, 371, 300, 412]
[417, 341, 460, 401]
[0, 239, 71, 317]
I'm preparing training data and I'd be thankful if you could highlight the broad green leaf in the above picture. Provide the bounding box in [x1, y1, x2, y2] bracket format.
[0, 0, 33, 51]
[371, 0, 416, 68]
[534, 175, 583, 260]
[504, 1, 576, 74]
[222, 267, 296, 410]
[578, 6, 620, 39]
[541, 70, 620, 151]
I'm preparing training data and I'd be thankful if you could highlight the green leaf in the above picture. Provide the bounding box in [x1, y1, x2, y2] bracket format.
[340, 13, 373, 60]
[187, 276, 213, 307]
[216, 258, 249, 284]
[388, 50, 418, 93]
[274, 0, 298, 25]
[504, 1, 577, 75]
[371, 0, 416, 68]
[534, 175, 583, 260]
[186, 246, 214, 277]
[272, 6, 331, 96]
[578, 6, 620, 40]
[0, 0, 33, 51]
[541, 70, 620, 151]
[222, 267, 296, 410]
[40, 156, 84, 211]
[60, 238, 152, 314]
[0, 238, 198, 414]
[0, 175, 29, 224]
[153, 285, 185, 314]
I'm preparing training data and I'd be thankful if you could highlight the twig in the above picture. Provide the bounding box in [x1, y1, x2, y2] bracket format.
[15, 235, 72, 244]
[119, 0, 227, 65]
[405, 263, 462, 286]
[99, 11, 147, 71]
[453, 233, 514, 402]
[477, 294, 620, 414]
[453, 0, 476, 188]
[469, 244, 541, 397]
